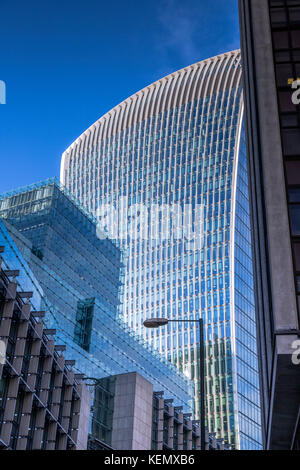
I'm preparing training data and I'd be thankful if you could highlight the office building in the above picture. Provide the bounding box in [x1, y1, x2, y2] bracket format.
[60, 51, 262, 448]
[0, 180, 193, 425]
[239, 0, 300, 449]
[0, 245, 90, 450]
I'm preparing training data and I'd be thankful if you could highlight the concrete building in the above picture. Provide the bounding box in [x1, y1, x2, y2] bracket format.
[0, 246, 90, 450]
[88, 371, 230, 451]
[239, 0, 300, 449]
[60, 50, 262, 449]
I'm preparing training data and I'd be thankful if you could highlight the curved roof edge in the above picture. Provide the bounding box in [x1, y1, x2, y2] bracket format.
[61, 50, 240, 158]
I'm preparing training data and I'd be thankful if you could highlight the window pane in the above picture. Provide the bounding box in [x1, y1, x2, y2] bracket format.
[275, 50, 291, 63]
[292, 30, 300, 48]
[289, 188, 300, 202]
[286, 161, 300, 184]
[293, 243, 300, 270]
[273, 31, 289, 50]
[270, 8, 287, 26]
[292, 50, 300, 61]
[276, 64, 294, 87]
[281, 114, 298, 127]
[279, 91, 297, 112]
[290, 205, 300, 235]
[289, 7, 300, 22]
[282, 129, 300, 156]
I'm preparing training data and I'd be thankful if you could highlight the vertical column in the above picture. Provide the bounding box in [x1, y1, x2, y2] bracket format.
[156, 397, 164, 450]
[167, 405, 174, 449]
[177, 410, 184, 450]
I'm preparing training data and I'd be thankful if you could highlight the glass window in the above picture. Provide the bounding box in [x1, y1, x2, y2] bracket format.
[292, 50, 300, 61]
[279, 90, 297, 112]
[289, 188, 300, 202]
[296, 276, 300, 293]
[275, 50, 291, 63]
[289, 7, 300, 23]
[276, 64, 293, 87]
[74, 297, 95, 352]
[270, 8, 287, 26]
[290, 205, 300, 235]
[291, 30, 300, 48]
[281, 114, 298, 128]
[273, 31, 289, 50]
[282, 129, 300, 156]
[286, 161, 300, 185]
[293, 242, 300, 271]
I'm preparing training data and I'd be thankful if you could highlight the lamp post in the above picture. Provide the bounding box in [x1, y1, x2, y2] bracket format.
[143, 317, 205, 450]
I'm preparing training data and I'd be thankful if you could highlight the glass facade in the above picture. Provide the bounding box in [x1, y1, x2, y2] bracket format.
[61, 51, 262, 448]
[90, 377, 116, 447]
[0, 181, 193, 427]
[74, 297, 95, 352]
[233, 124, 262, 448]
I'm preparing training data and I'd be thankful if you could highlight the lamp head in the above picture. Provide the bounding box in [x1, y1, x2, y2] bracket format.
[143, 318, 169, 328]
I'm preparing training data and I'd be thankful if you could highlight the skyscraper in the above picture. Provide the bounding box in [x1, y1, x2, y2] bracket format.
[61, 51, 262, 449]
[0, 180, 193, 416]
[239, 0, 300, 449]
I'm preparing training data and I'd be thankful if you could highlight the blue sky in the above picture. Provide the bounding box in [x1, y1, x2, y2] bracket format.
[0, 0, 240, 194]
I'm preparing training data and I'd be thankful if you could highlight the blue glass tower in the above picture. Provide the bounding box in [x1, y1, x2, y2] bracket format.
[0, 180, 193, 416]
[60, 51, 262, 449]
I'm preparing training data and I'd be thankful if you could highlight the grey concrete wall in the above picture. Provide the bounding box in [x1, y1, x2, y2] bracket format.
[249, 0, 298, 335]
[76, 382, 91, 450]
[111, 372, 153, 450]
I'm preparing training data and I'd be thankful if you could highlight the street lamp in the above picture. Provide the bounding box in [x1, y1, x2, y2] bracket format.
[143, 317, 205, 451]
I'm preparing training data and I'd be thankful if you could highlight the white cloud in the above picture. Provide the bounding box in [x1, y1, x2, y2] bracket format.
[156, 0, 199, 66]
[153, 0, 240, 78]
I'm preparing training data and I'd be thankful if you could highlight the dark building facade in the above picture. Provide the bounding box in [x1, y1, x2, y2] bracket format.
[239, 0, 300, 449]
[0, 246, 90, 450]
